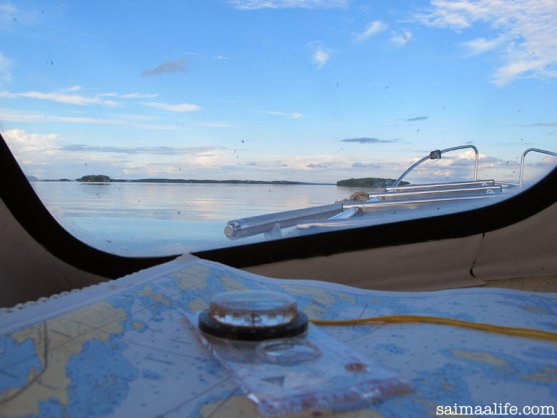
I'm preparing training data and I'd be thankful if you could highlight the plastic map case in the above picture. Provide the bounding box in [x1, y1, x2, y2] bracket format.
[185, 309, 412, 417]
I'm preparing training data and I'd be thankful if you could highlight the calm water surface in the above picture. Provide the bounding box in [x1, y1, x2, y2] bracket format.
[32, 182, 361, 256]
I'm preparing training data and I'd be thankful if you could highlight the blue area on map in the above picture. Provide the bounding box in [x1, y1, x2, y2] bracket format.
[142, 369, 162, 381]
[106, 281, 183, 328]
[522, 346, 557, 360]
[376, 343, 407, 354]
[34, 398, 64, 418]
[379, 361, 475, 418]
[0, 336, 42, 393]
[63, 338, 139, 417]
[440, 348, 557, 400]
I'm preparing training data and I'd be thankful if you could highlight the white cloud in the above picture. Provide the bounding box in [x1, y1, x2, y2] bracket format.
[1, 88, 159, 104]
[99, 92, 160, 99]
[416, 0, 557, 85]
[464, 36, 507, 55]
[228, 0, 348, 9]
[308, 41, 332, 68]
[19, 91, 119, 106]
[390, 30, 413, 46]
[0, 52, 13, 83]
[142, 101, 201, 112]
[3, 128, 59, 158]
[266, 111, 304, 119]
[354, 20, 388, 42]
[0, 2, 17, 28]
[0, 108, 177, 130]
[0, 2, 16, 14]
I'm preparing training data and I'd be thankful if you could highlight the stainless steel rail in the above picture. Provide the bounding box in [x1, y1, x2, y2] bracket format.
[392, 145, 479, 187]
[369, 185, 501, 201]
[386, 180, 494, 192]
[519, 148, 557, 186]
[341, 193, 502, 211]
[224, 203, 343, 239]
[297, 194, 503, 230]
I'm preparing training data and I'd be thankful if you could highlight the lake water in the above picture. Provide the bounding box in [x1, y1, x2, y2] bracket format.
[31, 182, 362, 256]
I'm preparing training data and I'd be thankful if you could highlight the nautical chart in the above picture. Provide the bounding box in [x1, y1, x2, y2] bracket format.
[1, 256, 556, 417]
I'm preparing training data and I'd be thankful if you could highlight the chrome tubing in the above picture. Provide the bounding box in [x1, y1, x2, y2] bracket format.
[342, 193, 501, 211]
[224, 203, 343, 239]
[519, 148, 557, 187]
[386, 179, 494, 192]
[369, 185, 501, 201]
[392, 145, 479, 187]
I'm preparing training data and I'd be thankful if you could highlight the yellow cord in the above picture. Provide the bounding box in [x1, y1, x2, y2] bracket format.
[311, 315, 557, 343]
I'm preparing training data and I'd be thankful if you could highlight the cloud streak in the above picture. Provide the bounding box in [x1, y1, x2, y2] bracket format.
[0, 108, 177, 130]
[60, 144, 225, 156]
[354, 20, 388, 42]
[266, 111, 303, 119]
[1, 89, 135, 106]
[18, 91, 119, 106]
[416, 0, 557, 85]
[352, 162, 381, 169]
[527, 121, 557, 127]
[404, 116, 428, 121]
[98, 91, 159, 99]
[340, 137, 399, 144]
[307, 162, 333, 169]
[228, 0, 348, 9]
[142, 58, 187, 77]
[0, 52, 13, 83]
[142, 101, 200, 112]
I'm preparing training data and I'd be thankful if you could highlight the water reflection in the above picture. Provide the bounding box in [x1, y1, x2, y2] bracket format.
[31, 182, 356, 256]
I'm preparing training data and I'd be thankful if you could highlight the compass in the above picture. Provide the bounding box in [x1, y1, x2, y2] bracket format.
[198, 290, 309, 341]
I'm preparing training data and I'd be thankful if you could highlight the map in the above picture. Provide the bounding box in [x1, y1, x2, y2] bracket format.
[1, 255, 556, 417]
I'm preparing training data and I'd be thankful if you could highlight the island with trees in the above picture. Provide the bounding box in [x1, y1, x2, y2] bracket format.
[336, 177, 409, 188]
[76, 175, 111, 183]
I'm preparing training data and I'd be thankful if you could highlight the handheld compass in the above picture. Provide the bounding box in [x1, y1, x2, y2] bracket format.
[198, 290, 309, 341]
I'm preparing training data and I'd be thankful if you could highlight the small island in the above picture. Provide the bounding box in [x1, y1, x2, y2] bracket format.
[336, 177, 409, 188]
[77, 175, 111, 183]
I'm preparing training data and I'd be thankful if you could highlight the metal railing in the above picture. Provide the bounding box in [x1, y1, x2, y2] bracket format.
[369, 185, 501, 201]
[224, 145, 557, 240]
[392, 145, 479, 187]
[519, 148, 557, 186]
[386, 180, 494, 192]
[224, 203, 343, 240]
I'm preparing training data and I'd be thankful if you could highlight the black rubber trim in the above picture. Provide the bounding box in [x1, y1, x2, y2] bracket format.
[195, 164, 557, 268]
[0, 133, 176, 278]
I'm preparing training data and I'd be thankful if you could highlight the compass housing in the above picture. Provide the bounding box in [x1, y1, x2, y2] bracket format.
[198, 290, 309, 341]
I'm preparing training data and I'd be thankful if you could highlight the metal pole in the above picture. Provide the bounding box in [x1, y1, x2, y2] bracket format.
[519, 148, 557, 186]
[392, 144, 479, 187]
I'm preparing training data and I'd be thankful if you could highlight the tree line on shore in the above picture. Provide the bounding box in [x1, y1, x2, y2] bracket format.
[30, 174, 407, 187]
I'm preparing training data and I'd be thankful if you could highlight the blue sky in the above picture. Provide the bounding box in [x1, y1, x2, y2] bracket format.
[1, 0, 556, 183]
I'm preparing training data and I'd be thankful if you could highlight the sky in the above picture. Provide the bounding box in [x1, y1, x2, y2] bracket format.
[1, 0, 556, 183]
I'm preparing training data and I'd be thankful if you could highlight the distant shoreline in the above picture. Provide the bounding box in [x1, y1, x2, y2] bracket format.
[33, 177, 334, 186]
[30, 175, 400, 187]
